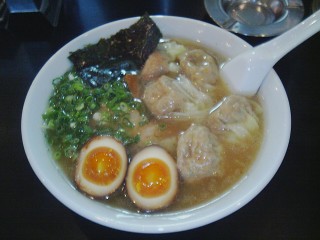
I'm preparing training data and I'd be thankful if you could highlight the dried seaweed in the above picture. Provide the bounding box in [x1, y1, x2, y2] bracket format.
[68, 13, 162, 71]
[78, 60, 138, 87]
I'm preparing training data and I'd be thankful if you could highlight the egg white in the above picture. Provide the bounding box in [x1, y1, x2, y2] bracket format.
[75, 136, 127, 197]
[126, 145, 178, 211]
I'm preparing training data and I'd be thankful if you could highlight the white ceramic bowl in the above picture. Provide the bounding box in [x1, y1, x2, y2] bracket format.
[21, 16, 291, 233]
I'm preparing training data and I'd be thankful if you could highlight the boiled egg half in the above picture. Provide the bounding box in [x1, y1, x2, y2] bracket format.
[75, 136, 127, 197]
[126, 145, 178, 211]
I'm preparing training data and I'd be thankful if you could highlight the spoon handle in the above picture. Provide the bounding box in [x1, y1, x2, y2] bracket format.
[221, 10, 320, 96]
[258, 10, 320, 64]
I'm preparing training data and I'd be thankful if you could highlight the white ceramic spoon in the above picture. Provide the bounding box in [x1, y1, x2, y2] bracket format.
[220, 10, 320, 96]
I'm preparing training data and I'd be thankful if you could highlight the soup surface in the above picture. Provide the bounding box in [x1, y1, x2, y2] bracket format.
[43, 18, 264, 213]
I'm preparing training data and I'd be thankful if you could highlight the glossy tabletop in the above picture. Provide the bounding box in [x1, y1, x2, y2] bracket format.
[1, 0, 319, 239]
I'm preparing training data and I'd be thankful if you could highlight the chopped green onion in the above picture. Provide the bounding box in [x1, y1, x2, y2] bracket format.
[42, 70, 148, 161]
[75, 103, 84, 111]
[119, 102, 129, 112]
[158, 122, 167, 131]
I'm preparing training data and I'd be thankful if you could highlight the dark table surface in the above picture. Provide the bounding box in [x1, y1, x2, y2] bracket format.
[1, 0, 319, 239]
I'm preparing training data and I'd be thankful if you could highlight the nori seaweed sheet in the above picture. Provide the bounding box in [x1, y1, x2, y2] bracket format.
[68, 14, 163, 70]
[78, 60, 138, 87]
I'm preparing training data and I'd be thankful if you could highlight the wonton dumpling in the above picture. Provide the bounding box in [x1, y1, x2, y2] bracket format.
[140, 51, 170, 81]
[177, 124, 222, 182]
[142, 75, 212, 118]
[142, 75, 186, 116]
[140, 40, 187, 82]
[207, 95, 261, 142]
[157, 40, 187, 61]
[179, 49, 219, 93]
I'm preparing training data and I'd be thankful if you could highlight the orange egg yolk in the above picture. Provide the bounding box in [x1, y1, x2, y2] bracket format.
[133, 158, 170, 197]
[83, 147, 121, 185]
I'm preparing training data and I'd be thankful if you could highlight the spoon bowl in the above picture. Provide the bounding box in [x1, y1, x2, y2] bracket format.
[221, 10, 320, 96]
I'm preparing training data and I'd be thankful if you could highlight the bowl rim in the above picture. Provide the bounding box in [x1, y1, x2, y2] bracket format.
[21, 15, 291, 233]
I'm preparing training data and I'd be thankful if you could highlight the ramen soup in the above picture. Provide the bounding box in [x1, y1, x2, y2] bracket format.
[42, 16, 263, 213]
